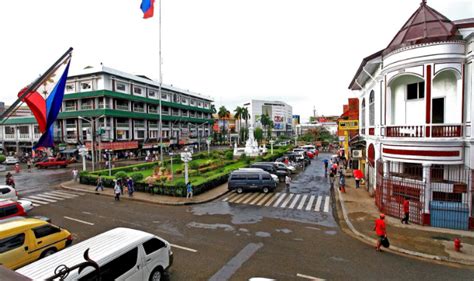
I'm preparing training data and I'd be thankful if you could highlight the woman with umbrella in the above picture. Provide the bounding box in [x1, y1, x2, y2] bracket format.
[353, 169, 363, 189]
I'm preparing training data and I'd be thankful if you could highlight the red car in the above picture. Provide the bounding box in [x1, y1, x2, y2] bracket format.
[0, 201, 26, 220]
[306, 151, 315, 159]
[35, 158, 69, 169]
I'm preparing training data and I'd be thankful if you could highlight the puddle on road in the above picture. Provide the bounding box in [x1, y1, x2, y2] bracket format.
[187, 222, 235, 232]
[255, 231, 271, 238]
[276, 228, 292, 234]
[192, 202, 263, 225]
[239, 228, 249, 233]
[325, 230, 337, 235]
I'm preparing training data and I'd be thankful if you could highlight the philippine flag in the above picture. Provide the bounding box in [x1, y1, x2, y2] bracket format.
[140, 0, 155, 19]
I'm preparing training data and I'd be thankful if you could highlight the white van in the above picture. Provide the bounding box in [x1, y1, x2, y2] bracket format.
[16, 227, 173, 280]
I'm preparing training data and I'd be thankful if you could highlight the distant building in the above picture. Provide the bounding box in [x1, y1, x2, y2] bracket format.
[242, 100, 293, 137]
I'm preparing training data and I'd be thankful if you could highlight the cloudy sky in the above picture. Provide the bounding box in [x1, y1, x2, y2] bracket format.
[0, 0, 472, 122]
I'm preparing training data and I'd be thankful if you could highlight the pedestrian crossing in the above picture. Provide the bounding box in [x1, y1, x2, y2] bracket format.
[222, 192, 331, 213]
[20, 190, 84, 207]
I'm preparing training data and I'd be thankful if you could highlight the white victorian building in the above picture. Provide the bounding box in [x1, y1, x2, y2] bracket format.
[349, 1, 474, 230]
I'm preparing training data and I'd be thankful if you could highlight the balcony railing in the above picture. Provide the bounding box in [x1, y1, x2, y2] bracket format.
[4, 134, 16, 140]
[81, 104, 93, 110]
[116, 122, 130, 128]
[385, 124, 463, 138]
[64, 106, 76, 112]
[19, 133, 30, 139]
[116, 104, 129, 111]
[133, 107, 145, 113]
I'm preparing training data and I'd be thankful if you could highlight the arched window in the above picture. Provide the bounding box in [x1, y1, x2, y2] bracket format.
[369, 90, 375, 126]
[361, 98, 366, 129]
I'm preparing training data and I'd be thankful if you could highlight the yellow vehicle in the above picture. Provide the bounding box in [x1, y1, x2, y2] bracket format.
[0, 218, 72, 269]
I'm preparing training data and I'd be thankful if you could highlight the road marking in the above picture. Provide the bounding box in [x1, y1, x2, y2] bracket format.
[243, 193, 260, 204]
[273, 193, 287, 207]
[314, 196, 322, 212]
[63, 216, 94, 226]
[249, 193, 266, 205]
[323, 196, 330, 213]
[33, 193, 64, 200]
[305, 195, 315, 211]
[280, 194, 294, 208]
[46, 191, 78, 199]
[264, 193, 280, 206]
[223, 193, 239, 202]
[82, 211, 93, 215]
[32, 203, 40, 207]
[234, 193, 253, 204]
[228, 193, 244, 203]
[209, 243, 263, 281]
[53, 190, 84, 196]
[254, 193, 271, 206]
[288, 194, 301, 209]
[170, 243, 198, 253]
[297, 195, 308, 210]
[296, 273, 326, 280]
[22, 197, 49, 205]
[28, 195, 57, 203]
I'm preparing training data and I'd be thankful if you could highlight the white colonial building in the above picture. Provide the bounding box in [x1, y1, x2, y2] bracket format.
[349, 1, 474, 230]
[242, 100, 293, 137]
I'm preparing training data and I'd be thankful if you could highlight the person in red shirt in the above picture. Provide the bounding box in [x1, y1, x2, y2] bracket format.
[373, 213, 386, 251]
[401, 197, 410, 224]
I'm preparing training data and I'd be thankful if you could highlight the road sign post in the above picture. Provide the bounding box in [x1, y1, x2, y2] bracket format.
[180, 149, 193, 184]
[206, 138, 211, 156]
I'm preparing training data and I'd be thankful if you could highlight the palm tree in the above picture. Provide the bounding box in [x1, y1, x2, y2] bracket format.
[260, 114, 273, 140]
[241, 107, 249, 140]
[234, 106, 244, 144]
[211, 104, 217, 114]
[218, 106, 230, 143]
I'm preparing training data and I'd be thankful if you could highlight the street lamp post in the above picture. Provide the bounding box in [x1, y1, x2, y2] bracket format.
[105, 149, 112, 176]
[206, 138, 211, 156]
[189, 122, 208, 152]
[180, 148, 192, 184]
[169, 152, 174, 180]
[78, 115, 105, 172]
[269, 139, 275, 155]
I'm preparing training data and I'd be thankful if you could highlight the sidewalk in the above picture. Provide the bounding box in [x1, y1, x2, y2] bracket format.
[60, 180, 229, 206]
[335, 172, 474, 265]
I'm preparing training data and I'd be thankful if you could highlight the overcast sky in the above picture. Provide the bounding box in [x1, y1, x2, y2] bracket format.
[0, 0, 472, 122]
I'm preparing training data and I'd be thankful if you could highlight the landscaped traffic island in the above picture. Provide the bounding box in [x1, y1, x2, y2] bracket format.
[80, 147, 291, 197]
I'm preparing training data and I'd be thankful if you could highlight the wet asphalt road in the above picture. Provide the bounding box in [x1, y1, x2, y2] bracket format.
[12, 156, 474, 280]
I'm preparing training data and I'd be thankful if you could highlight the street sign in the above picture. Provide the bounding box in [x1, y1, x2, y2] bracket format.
[180, 152, 192, 162]
[338, 120, 359, 130]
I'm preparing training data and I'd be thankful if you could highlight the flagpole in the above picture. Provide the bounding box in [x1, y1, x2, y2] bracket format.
[158, 0, 164, 164]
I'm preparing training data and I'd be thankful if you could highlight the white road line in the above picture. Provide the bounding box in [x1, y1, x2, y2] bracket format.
[228, 193, 245, 203]
[170, 243, 198, 253]
[297, 195, 308, 210]
[243, 193, 260, 204]
[273, 193, 287, 207]
[234, 193, 253, 204]
[305, 195, 315, 211]
[323, 196, 330, 213]
[63, 216, 94, 226]
[28, 195, 57, 203]
[223, 193, 239, 202]
[22, 197, 49, 205]
[280, 194, 294, 208]
[314, 196, 322, 212]
[264, 193, 280, 206]
[46, 192, 78, 199]
[296, 273, 326, 280]
[255, 193, 271, 206]
[34, 194, 64, 200]
[32, 203, 40, 207]
[288, 194, 301, 209]
[53, 190, 84, 196]
[249, 193, 266, 205]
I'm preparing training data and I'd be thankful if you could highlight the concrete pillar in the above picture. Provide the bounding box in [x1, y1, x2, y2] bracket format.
[383, 160, 389, 178]
[422, 163, 432, 226]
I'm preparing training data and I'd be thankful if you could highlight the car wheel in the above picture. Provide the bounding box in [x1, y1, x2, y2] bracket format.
[262, 187, 269, 193]
[41, 248, 57, 258]
[236, 187, 243, 194]
[149, 267, 163, 281]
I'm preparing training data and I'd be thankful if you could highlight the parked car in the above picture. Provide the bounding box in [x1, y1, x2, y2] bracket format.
[250, 163, 288, 181]
[35, 158, 69, 169]
[238, 168, 279, 182]
[254, 162, 290, 175]
[17, 227, 173, 281]
[0, 185, 18, 201]
[5, 156, 19, 165]
[274, 162, 296, 173]
[0, 218, 73, 269]
[17, 200, 34, 213]
[0, 201, 26, 221]
[228, 170, 277, 194]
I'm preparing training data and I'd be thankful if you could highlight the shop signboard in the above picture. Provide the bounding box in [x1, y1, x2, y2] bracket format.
[338, 120, 359, 130]
[85, 141, 139, 151]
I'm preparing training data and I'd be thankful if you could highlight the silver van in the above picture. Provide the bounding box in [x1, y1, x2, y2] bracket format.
[16, 227, 173, 280]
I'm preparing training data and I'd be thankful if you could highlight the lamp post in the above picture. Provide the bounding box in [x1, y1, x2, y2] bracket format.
[189, 122, 208, 152]
[269, 139, 275, 155]
[78, 115, 105, 172]
[180, 148, 192, 184]
[105, 149, 112, 176]
[169, 152, 174, 180]
[206, 138, 211, 156]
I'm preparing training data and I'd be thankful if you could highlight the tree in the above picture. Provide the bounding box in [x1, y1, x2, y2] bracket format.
[254, 127, 263, 145]
[260, 114, 273, 140]
[234, 106, 244, 143]
[241, 107, 249, 140]
[218, 106, 230, 143]
[211, 104, 217, 114]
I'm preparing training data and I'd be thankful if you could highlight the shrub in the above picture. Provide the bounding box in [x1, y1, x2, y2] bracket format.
[114, 171, 128, 180]
[189, 161, 200, 170]
[0, 155, 5, 163]
[239, 153, 247, 161]
[225, 151, 234, 160]
[130, 172, 144, 182]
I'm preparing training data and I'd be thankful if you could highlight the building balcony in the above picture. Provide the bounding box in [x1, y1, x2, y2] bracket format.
[116, 122, 130, 128]
[34, 133, 42, 139]
[19, 134, 31, 140]
[81, 104, 94, 110]
[116, 104, 130, 111]
[384, 124, 462, 138]
[4, 134, 16, 140]
[133, 107, 146, 113]
[64, 106, 76, 112]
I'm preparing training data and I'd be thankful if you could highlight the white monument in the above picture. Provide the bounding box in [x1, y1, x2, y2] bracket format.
[233, 126, 267, 157]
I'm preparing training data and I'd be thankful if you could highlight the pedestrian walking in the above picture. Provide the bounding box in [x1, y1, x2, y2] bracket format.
[186, 182, 193, 199]
[5, 172, 15, 189]
[323, 159, 329, 177]
[95, 176, 104, 192]
[27, 159, 32, 172]
[114, 180, 121, 201]
[329, 170, 335, 189]
[127, 177, 134, 197]
[15, 163, 20, 173]
[339, 174, 346, 193]
[72, 168, 79, 182]
[285, 175, 291, 191]
[401, 197, 410, 224]
[120, 179, 125, 195]
[373, 213, 387, 252]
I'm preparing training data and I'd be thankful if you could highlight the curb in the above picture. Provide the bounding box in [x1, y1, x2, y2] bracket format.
[334, 187, 474, 266]
[60, 181, 230, 206]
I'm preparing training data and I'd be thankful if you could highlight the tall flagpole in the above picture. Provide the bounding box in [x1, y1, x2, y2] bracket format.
[158, 0, 164, 164]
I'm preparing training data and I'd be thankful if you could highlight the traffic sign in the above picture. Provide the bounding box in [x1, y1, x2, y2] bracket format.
[338, 120, 359, 130]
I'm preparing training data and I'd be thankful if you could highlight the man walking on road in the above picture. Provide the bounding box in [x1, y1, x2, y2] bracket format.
[374, 213, 387, 252]
[95, 176, 104, 192]
[285, 175, 291, 192]
[72, 168, 79, 182]
[114, 180, 121, 201]
[186, 182, 193, 199]
[401, 197, 410, 224]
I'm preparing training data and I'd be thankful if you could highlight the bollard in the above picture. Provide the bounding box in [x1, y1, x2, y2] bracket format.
[454, 238, 462, 252]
